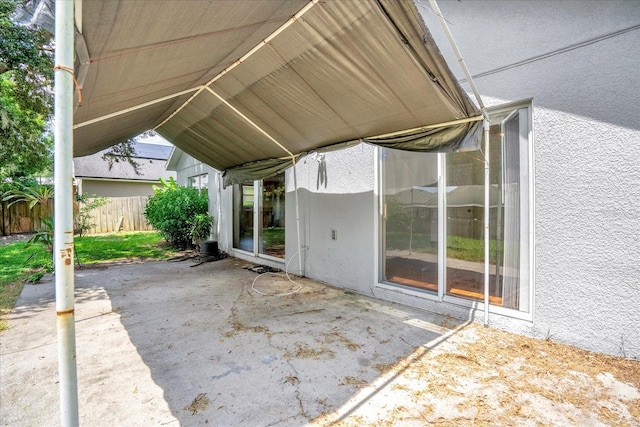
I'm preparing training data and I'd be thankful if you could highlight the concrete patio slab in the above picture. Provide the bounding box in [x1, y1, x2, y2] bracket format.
[1, 258, 639, 426]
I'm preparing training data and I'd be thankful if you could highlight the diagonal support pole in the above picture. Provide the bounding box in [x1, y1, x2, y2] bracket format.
[204, 87, 305, 275]
[430, 0, 492, 326]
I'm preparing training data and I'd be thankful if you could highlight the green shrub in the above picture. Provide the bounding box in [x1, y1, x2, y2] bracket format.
[74, 194, 109, 237]
[190, 213, 214, 251]
[143, 178, 209, 249]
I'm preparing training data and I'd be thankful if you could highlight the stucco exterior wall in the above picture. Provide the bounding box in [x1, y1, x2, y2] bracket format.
[169, 153, 211, 187]
[286, 144, 377, 293]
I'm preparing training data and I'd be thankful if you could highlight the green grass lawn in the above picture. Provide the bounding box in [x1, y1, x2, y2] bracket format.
[385, 231, 498, 262]
[262, 227, 285, 249]
[0, 231, 178, 330]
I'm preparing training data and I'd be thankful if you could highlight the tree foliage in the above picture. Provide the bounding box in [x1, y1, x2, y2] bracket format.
[0, 0, 53, 181]
[2, 183, 54, 252]
[100, 130, 160, 176]
[1, 2, 156, 182]
[143, 178, 211, 249]
[1, 182, 53, 214]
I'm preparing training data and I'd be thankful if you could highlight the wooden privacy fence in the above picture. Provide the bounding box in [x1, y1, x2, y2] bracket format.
[0, 200, 54, 235]
[0, 196, 152, 236]
[85, 196, 152, 234]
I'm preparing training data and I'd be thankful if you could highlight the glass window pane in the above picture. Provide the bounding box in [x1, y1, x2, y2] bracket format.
[188, 174, 208, 190]
[260, 173, 285, 258]
[382, 149, 438, 293]
[445, 150, 492, 302]
[233, 182, 254, 252]
[378, 104, 530, 314]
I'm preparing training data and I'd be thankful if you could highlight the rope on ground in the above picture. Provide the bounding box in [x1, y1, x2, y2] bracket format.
[251, 247, 307, 297]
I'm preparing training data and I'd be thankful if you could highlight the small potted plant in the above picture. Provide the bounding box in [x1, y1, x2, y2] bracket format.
[190, 213, 214, 254]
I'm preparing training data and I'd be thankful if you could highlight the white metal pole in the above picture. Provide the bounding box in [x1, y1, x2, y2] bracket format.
[409, 188, 414, 254]
[54, 0, 79, 425]
[430, 0, 491, 323]
[429, 0, 488, 117]
[292, 160, 304, 275]
[483, 120, 490, 326]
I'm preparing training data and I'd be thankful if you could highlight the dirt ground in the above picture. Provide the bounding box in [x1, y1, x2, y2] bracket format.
[319, 324, 640, 426]
[0, 233, 33, 246]
[1, 258, 638, 426]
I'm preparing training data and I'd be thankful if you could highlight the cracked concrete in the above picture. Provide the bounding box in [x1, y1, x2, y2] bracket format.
[2, 258, 638, 426]
[0, 258, 450, 426]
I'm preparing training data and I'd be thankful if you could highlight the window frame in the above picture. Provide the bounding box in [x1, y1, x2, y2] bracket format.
[188, 173, 209, 191]
[376, 100, 534, 321]
[231, 173, 286, 262]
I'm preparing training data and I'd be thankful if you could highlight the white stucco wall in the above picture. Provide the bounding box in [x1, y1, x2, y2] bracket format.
[286, 144, 378, 293]
[169, 153, 210, 187]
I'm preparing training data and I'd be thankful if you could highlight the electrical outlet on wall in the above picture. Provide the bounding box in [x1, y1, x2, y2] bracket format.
[331, 229, 337, 240]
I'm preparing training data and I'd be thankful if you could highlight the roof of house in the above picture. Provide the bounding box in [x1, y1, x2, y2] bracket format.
[74, 143, 176, 181]
[133, 143, 173, 160]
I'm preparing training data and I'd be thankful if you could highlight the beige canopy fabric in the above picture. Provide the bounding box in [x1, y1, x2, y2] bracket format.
[71, 0, 481, 179]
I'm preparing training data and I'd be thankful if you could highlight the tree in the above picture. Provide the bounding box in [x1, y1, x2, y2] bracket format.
[74, 194, 109, 237]
[0, 0, 53, 181]
[1, 1, 146, 183]
[2, 183, 54, 252]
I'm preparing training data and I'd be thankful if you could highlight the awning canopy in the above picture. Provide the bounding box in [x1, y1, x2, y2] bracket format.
[70, 0, 481, 181]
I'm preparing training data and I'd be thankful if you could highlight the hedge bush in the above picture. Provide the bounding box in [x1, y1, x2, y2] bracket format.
[143, 178, 209, 249]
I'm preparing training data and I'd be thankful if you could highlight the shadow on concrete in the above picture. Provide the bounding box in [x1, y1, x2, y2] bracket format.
[94, 259, 470, 425]
[0, 259, 473, 425]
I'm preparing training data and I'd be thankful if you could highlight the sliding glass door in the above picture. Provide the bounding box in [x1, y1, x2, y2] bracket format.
[233, 182, 254, 252]
[380, 104, 531, 314]
[382, 149, 439, 294]
[233, 172, 286, 259]
[445, 150, 495, 302]
[260, 174, 286, 258]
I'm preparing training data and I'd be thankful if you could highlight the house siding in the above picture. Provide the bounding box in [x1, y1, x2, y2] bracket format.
[80, 179, 157, 197]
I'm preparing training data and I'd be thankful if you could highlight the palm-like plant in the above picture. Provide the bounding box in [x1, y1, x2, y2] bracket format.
[2, 184, 54, 212]
[2, 184, 54, 252]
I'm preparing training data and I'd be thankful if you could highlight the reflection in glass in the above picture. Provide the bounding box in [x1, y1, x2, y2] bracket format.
[383, 149, 438, 293]
[233, 182, 254, 252]
[380, 106, 530, 313]
[260, 173, 285, 258]
[445, 149, 498, 302]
